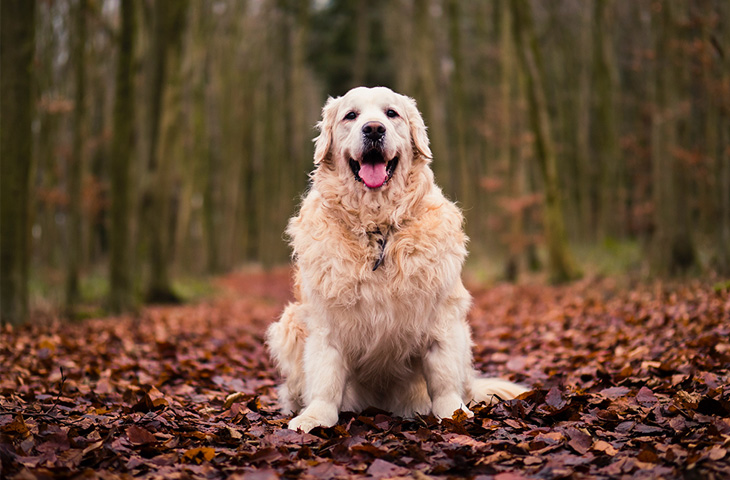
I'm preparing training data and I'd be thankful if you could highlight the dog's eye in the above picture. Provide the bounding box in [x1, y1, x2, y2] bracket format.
[344, 111, 358, 120]
[386, 109, 399, 118]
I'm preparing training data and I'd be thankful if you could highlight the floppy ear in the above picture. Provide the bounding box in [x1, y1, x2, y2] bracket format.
[405, 97, 432, 161]
[313, 96, 341, 165]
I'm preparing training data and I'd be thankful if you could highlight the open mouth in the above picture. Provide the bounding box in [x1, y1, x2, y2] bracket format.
[349, 149, 399, 189]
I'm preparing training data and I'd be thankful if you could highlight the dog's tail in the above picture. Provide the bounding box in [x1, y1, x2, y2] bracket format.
[469, 377, 529, 406]
[266, 303, 308, 414]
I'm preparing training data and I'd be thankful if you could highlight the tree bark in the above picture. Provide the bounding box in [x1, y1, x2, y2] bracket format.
[447, 0, 472, 217]
[715, 0, 730, 274]
[144, 0, 188, 302]
[497, 0, 520, 281]
[65, 0, 88, 315]
[511, 0, 580, 283]
[108, 0, 136, 313]
[412, 0, 450, 191]
[592, 0, 623, 239]
[575, 1, 593, 240]
[650, 0, 696, 275]
[0, 0, 36, 325]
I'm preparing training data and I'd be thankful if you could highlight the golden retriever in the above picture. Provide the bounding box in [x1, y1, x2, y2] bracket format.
[266, 86, 527, 432]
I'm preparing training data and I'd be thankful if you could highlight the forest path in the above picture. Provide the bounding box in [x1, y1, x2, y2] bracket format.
[1, 271, 728, 479]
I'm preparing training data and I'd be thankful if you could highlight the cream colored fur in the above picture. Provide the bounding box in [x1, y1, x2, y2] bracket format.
[266, 86, 527, 433]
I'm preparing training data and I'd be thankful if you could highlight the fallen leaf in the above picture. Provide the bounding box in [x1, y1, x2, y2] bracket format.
[183, 446, 215, 464]
[366, 459, 409, 479]
[125, 425, 157, 446]
[592, 440, 618, 456]
[636, 386, 658, 407]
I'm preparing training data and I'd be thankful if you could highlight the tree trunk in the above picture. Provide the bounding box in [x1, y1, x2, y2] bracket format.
[575, 1, 593, 240]
[714, 0, 730, 275]
[144, 0, 188, 302]
[446, 0, 474, 229]
[511, 0, 580, 283]
[497, 0, 520, 281]
[0, 0, 36, 326]
[412, 0, 450, 191]
[352, 0, 369, 86]
[65, 0, 88, 315]
[108, 0, 136, 313]
[650, 0, 697, 275]
[592, 0, 623, 239]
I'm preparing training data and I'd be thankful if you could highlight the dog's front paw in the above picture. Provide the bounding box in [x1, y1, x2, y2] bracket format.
[287, 401, 339, 433]
[288, 413, 335, 433]
[432, 395, 473, 420]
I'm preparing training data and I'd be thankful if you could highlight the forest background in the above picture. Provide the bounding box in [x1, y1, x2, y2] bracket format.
[2, 0, 729, 325]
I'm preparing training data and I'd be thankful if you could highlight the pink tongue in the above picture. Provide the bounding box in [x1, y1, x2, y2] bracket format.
[359, 162, 388, 188]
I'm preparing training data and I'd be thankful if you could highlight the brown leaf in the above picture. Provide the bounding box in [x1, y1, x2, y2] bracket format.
[183, 446, 215, 464]
[307, 462, 350, 479]
[1, 415, 30, 437]
[451, 408, 469, 423]
[446, 434, 488, 449]
[545, 386, 567, 410]
[707, 446, 726, 461]
[366, 459, 409, 479]
[592, 440, 618, 456]
[224, 391, 247, 409]
[125, 425, 157, 445]
[636, 386, 658, 407]
[599, 386, 630, 399]
[566, 427, 592, 455]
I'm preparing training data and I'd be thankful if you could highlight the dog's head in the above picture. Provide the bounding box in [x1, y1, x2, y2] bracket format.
[313, 87, 432, 192]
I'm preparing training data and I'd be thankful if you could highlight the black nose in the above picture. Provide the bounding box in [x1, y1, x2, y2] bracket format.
[362, 121, 386, 141]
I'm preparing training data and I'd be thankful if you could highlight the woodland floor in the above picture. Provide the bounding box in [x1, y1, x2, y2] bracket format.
[1, 269, 729, 479]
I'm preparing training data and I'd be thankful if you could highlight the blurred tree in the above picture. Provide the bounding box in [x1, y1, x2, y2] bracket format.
[591, 0, 622, 239]
[1, 0, 36, 325]
[174, 0, 209, 273]
[511, 0, 580, 283]
[109, 0, 136, 313]
[719, 1, 730, 275]
[575, 1, 593, 241]
[410, 0, 450, 193]
[308, 0, 394, 95]
[65, 0, 88, 315]
[447, 0, 472, 213]
[495, 0, 523, 282]
[650, 0, 697, 275]
[144, 0, 189, 302]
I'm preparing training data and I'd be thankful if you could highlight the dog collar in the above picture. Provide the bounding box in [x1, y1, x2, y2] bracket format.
[369, 228, 388, 271]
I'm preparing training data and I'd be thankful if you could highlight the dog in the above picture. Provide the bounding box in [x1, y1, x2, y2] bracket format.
[266, 86, 527, 433]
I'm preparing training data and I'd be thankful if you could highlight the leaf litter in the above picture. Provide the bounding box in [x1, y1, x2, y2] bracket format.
[1, 270, 729, 479]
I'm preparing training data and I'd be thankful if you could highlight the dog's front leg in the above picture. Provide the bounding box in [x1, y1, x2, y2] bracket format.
[288, 330, 345, 433]
[423, 323, 473, 419]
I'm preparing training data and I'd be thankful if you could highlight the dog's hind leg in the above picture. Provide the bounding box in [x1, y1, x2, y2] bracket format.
[266, 303, 308, 414]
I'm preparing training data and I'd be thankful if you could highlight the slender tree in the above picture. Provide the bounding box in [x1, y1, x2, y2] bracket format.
[496, 0, 522, 281]
[65, 0, 88, 315]
[575, 1, 593, 240]
[511, 0, 580, 283]
[144, 0, 188, 302]
[108, 0, 136, 313]
[719, 1, 730, 275]
[592, 0, 622, 239]
[650, 0, 697, 275]
[447, 0, 470, 211]
[1, 0, 36, 325]
[411, 0, 450, 191]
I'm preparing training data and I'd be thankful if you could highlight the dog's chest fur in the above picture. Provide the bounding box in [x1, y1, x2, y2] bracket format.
[288, 189, 469, 378]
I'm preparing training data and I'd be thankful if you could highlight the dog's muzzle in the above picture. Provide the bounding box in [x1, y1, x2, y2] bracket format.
[349, 144, 398, 190]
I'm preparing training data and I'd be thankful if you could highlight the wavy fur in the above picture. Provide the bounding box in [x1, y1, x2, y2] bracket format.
[266, 87, 527, 432]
